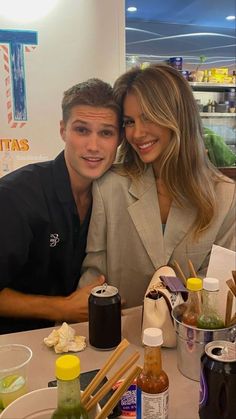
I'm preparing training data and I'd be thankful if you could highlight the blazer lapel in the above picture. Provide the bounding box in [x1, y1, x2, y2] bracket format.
[164, 203, 197, 261]
[127, 166, 197, 267]
[127, 166, 165, 268]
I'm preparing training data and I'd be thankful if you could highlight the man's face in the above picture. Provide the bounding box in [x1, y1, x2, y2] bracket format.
[60, 105, 119, 186]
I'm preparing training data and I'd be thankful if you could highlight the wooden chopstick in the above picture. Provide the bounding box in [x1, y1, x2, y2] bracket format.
[173, 260, 187, 285]
[95, 365, 142, 419]
[225, 290, 234, 326]
[85, 351, 140, 412]
[226, 279, 236, 297]
[188, 259, 197, 278]
[81, 338, 129, 405]
[232, 270, 236, 286]
[229, 313, 236, 326]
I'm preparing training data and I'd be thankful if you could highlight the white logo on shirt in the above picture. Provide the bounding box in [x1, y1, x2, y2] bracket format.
[50, 233, 60, 247]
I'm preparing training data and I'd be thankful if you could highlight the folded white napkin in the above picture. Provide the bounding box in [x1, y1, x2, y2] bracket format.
[44, 322, 86, 353]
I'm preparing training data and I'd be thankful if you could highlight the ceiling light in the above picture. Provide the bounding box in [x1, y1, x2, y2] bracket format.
[226, 15, 235, 20]
[127, 7, 137, 12]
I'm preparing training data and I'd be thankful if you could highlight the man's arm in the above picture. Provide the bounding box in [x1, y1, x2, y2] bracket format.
[0, 276, 105, 323]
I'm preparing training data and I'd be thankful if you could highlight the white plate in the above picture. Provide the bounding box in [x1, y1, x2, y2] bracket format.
[0, 387, 101, 419]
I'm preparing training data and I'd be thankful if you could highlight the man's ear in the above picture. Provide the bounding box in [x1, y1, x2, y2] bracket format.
[60, 120, 66, 142]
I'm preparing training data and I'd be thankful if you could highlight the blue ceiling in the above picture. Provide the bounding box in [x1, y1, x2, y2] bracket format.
[125, 0, 236, 69]
[126, 0, 235, 28]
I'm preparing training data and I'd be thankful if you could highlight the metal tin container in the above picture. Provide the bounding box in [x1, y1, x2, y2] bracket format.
[89, 284, 121, 350]
[172, 304, 236, 381]
[199, 340, 236, 418]
[169, 57, 183, 70]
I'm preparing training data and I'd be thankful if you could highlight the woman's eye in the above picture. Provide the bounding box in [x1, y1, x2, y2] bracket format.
[123, 119, 134, 127]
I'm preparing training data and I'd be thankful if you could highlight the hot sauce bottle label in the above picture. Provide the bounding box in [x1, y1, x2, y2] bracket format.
[199, 367, 208, 409]
[136, 388, 169, 419]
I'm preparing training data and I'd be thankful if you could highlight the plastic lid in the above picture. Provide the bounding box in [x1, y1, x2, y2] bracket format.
[55, 355, 80, 381]
[186, 277, 202, 291]
[143, 328, 163, 346]
[203, 277, 219, 291]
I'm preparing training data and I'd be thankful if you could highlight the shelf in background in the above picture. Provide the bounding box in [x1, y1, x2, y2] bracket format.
[190, 82, 235, 91]
[200, 112, 236, 117]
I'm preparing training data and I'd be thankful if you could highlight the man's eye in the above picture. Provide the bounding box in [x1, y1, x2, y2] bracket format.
[123, 119, 134, 127]
[102, 130, 114, 137]
[75, 126, 89, 134]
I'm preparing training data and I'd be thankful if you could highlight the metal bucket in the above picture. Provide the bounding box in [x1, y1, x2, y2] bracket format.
[172, 304, 236, 381]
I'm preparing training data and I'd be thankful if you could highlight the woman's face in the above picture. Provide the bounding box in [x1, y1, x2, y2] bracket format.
[123, 92, 172, 171]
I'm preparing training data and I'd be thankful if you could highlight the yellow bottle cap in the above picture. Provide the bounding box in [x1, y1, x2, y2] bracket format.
[186, 277, 202, 291]
[55, 355, 80, 381]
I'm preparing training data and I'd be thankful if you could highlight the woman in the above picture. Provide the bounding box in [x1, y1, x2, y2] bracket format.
[80, 64, 235, 308]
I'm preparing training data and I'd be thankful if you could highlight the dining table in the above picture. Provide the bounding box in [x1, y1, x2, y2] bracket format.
[0, 306, 200, 419]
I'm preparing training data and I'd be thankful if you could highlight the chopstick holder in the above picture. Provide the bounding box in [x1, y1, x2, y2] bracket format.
[81, 338, 129, 405]
[85, 351, 140, 412]
[95, 365, 142, 419]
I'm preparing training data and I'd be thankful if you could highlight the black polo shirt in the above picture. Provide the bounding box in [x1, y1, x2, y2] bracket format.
[0, 151, 91, 334]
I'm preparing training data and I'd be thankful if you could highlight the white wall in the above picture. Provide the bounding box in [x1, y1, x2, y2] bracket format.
[0, 0, 125, 175]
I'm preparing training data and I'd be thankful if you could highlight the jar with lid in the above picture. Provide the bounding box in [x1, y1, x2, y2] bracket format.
[182, 277, 202, 326]
[51, 354, 88, 419]
[197, 277, 224, 329]
[136, 328, 169, 419]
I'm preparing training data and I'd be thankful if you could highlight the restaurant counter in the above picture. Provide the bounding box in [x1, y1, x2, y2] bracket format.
[0, 307, 199, 419]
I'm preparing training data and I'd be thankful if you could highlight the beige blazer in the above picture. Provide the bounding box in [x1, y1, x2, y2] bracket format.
[80, 166, 236, 307]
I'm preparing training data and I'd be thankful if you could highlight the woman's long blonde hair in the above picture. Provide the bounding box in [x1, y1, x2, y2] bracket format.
[113, 64, 226, 236]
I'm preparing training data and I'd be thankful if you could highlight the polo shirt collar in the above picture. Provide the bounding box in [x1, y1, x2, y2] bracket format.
[53, 151, 75, 204]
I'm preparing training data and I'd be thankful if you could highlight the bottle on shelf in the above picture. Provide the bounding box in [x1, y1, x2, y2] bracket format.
[224, 100, 230, 113]
[207, 99, 212, 112]
[197, 277, 224, 329]
[232, 70, 236, 83]
[203, 69, 209, 83]
[136, 328, 169, 419]
[182, 277, 202, 326]
[51, 354, 89, 419]
[211, 100, 216, 113]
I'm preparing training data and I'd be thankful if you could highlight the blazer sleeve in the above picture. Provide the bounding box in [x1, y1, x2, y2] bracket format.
[197, 181, 236, 277]
[214, 182, 236, 251]
[79, 180, 108, 287]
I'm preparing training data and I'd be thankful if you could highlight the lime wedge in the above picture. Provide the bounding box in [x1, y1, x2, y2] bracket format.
[2, 375, 20, 389]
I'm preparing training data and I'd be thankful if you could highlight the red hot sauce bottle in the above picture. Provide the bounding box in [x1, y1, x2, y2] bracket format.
[182, 277, 202, 326]
[136, 328, 169, 419]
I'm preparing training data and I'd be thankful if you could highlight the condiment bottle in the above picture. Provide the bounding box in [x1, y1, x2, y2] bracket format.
[136, 328, 169, 419]
[51, 354, 88, 419]
[197, 277, 224, 329]
[207, 99, 212, 112]
[182, 277, 202, 326]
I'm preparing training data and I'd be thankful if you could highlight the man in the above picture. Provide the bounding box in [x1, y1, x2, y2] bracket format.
[0, 78, 121, 333]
